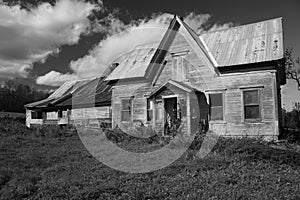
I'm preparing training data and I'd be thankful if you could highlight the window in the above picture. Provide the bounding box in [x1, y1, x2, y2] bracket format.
[209, 93, 223, 121]
[243, 90, 260, 120]
[121, 99, 132, 121]
[147, 99, 153, 121]
[31, 111, 42, 119]
[58, 110, 63, 118]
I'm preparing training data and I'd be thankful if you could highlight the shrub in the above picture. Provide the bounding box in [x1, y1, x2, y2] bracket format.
[0, 117, 33, 137]
[104, 127, 161, 144]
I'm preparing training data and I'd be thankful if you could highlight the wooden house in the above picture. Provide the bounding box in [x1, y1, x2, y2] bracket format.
[26, 15, 285, 140]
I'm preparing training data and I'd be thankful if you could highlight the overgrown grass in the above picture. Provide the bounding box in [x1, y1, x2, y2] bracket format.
[1, 119, 300, 199]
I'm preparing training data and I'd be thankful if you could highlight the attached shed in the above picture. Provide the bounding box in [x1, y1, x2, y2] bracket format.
[25, 77, 113, 129]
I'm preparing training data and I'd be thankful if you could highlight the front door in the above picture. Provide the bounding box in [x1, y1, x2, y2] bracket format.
[164, 97, 178, 135]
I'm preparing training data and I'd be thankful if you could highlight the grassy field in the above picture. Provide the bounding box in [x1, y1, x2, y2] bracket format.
[0, 112, 25, 119]
[1, 119, 300, 199]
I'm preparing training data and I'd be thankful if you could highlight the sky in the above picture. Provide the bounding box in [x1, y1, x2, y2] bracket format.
[0, 0, 299, 109]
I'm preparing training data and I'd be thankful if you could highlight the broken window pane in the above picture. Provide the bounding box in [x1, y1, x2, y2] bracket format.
[209, 93, 223, 120]
[121, 99, 132, 121]
[244, 105, 260, 119]
[210, 93, 223, 107]
[122, 99, 131, 111]
[211, 106, 223, 120]
[121, 111, 131, 121]
[244, 90, 259, 105]
[31, 111, 42, 119]
[243, 90, 260, 120]
[147, 99, 153, 121]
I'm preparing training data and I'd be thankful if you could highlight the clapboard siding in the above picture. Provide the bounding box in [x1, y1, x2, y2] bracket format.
[110, 28, 281, 139]
[112, 83, 152, 128]
[71, 107, 111, 119]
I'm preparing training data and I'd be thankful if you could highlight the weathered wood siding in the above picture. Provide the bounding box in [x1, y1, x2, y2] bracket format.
[207, 71, 279, 140]
[70, 106, 111, 128]
[112, 82, 190, 135]
[169, 32, 280, 140]
[26, 106, 111, 128]
[112, 27, 281, 140]
[112, 83, 151, 130]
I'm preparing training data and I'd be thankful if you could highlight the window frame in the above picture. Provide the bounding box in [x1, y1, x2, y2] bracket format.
[242, 89, 262, 122]
[31, 111, 43, 119]
[208, 91, 225, 122]
[120, 97, 133, 122]
[147, 99, 154, 121]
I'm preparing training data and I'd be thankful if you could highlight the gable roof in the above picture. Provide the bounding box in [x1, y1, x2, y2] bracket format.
[105, 43, 159, 81]
[106, 16, 284, 83]
[200, 17, 283, 67]
[175, 16, 219, 75]
[106, 15, 220, 82]
[149, 79, 198, 98]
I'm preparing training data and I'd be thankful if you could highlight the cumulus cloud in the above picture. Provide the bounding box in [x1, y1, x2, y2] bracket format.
[36, 70, 77, 87]
[37, 12, 233, 86]
[0, 0, 100, 78]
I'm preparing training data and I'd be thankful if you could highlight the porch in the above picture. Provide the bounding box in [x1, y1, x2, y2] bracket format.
[148, 80, 209, 136]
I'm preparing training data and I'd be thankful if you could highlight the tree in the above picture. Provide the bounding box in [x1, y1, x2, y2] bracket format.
[0, 80, 49, 113]
[285, 48, 300, 91]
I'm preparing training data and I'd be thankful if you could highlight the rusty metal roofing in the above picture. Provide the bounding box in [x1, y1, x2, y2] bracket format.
[200, 18, 283, 67]
[47, 79, 90, 99]
[105, 43, 159, 81]
[54, 77, 113, 107]
[25, 98, 55, 108]
[26, 61, 120, 109]
[25, 78, 110, 109]
[47, 81, 76, 99]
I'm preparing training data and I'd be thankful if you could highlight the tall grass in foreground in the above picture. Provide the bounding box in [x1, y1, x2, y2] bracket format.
[0, 119, 300, 199]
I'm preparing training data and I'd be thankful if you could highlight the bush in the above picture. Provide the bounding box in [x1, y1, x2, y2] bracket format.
[34, 124, 77, 138]
[0, 117, 33, 137]
[104, 127, 161, 144]
[279, 128, 300, 142]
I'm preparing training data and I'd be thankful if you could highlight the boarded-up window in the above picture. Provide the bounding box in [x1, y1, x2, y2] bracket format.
[243, 90, 260, 120]
[147, 99, 153, 121]
[121, 99, 132, 121]
[209, 93, 223, 121]
[172, 56, 188, 82]
[31, 111, 43, 119]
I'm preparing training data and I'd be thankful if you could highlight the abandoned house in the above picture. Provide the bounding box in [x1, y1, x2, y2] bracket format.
[25, 15, 285, 140]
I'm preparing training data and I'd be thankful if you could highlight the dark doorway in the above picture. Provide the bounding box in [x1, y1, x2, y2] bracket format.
[197, 92, 209, 133]
[164, 97, 178, 135]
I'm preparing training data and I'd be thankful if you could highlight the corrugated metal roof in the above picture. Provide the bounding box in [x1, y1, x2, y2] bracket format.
[25, 98, 55, 108]
[48, 79, 91, 99]
[55, 77, 113, 107]
[105, 43, 159, 81]
[200, 18, 283, 67]
[26, 77, 113, 109]
[47, 80, 77, 99]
